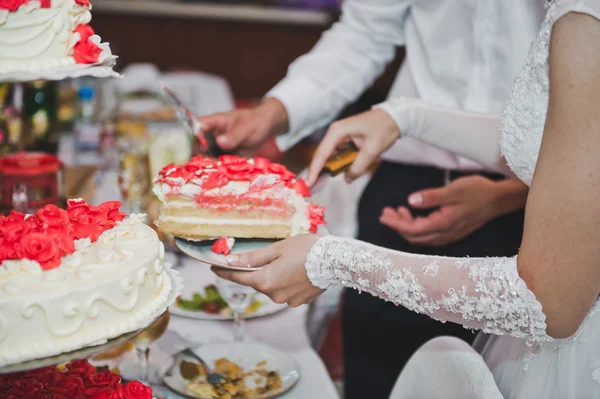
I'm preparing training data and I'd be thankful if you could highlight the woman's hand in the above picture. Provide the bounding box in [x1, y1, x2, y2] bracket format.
[306, 109, 400, 186]
[211, 234, 326, 307]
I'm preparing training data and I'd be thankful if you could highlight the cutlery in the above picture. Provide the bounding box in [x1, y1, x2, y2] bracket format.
[159, 82, 224, 157]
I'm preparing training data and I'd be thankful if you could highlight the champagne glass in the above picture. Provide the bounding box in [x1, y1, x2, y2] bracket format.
[216, 277, 256, 342]
[131, 310, 170, 383]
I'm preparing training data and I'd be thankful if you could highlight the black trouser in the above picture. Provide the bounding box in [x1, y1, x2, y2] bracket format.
[343, 162, 525, 399]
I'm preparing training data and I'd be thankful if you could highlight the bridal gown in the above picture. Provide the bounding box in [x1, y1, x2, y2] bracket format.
[303, 0, 600, 398]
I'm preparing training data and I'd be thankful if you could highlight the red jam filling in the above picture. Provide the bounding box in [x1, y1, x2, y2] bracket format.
[0, 200, 126, 270]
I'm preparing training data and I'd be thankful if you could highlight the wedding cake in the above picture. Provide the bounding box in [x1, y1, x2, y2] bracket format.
[0, 200, 173, 367]
[0, 0, 113, 74]
[153, 155, 325, 249]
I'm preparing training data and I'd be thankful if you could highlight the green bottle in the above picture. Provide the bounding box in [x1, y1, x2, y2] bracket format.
[22, 80, 59, 154]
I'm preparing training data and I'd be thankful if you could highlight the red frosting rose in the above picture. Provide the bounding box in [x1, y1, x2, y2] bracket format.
[84, 387, 120, 399]
[36, 205, 70, 228]
[120, 381, 152, 399]
[67, 199, 94, 220]
[75, 0, 90, 7]
[70, 214, 105, 241]
[72, 24, 102, 64]
[63, 360, 96, 378]
[84, 370, 120, 389]
[19, 233, 60, 270]
[98, 201, 126, 224]
[0, 0, 28, 12]
[10, 378, 45, 396]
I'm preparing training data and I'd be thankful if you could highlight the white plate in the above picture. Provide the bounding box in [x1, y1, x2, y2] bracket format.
[175, 237, 277, 272]
[175, 225, 329, 272]
[170, 293, 287, 321]
[162, 342, 300, 399]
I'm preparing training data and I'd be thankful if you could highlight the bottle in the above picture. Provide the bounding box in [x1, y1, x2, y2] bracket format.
[73, 78, 103, 165]
[21, 80, 59, 154]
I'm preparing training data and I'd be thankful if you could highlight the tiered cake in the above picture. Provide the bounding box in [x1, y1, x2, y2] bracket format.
[153, 155, 325, 244]
[0, 200, 173, 367]
[0, 0, 113, 74]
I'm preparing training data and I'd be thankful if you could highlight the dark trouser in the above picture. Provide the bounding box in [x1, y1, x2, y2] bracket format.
[343, 162, 525, 399]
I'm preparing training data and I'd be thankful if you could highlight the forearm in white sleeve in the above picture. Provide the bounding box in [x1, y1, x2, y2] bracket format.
[270, 0, 410, 151]
[375, 98, 515, 177]
[306, 236, 550, 344]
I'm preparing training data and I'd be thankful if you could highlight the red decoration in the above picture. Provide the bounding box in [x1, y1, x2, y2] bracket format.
[212, 237, 232, 256]
[0, 152, 62, 211]
[74, 0, 90, 6]
[0, 360, 153, 399]
[0, 0, 52, 11]
[72, 24, 102, 64]
[0, 200, 126, 270]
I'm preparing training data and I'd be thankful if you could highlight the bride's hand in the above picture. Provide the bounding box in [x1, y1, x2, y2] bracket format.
[306, 109, 400, 186]
[211, 234, 326, 307]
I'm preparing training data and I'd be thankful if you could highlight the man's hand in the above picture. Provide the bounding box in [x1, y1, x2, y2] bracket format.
[198, 98, 289, 153]
[380, 176, 528, 247]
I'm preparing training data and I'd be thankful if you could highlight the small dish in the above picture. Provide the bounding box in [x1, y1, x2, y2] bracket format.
[162, 342, 300, 399]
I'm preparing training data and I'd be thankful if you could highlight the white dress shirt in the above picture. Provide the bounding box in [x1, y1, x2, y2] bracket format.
[268, 0, 545, 171]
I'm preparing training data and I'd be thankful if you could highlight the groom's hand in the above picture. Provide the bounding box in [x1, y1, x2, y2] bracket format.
[379, 176, 528, 247]
[198, 98, 289, 154]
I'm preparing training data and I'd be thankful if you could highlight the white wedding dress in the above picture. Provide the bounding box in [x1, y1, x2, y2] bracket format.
[303, 0, 600, 398]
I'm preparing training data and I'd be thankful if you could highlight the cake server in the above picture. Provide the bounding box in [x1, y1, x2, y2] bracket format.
[159, 82, 224, 157]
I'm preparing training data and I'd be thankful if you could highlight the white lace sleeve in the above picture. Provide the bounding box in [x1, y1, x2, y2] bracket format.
[306, 235, 550, 345]
[374, 98, 514, 177]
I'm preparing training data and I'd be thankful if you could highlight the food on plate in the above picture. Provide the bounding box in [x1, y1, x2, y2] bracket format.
[153, 155, 325, 252]
[176, 284, 262, 316]
[180, 358, 283, 399]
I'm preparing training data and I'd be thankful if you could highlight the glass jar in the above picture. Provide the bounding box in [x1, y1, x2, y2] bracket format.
[0, 152, 63, 214]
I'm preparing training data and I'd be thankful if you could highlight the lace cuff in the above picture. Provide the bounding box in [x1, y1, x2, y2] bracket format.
[305, 235, 550, 344]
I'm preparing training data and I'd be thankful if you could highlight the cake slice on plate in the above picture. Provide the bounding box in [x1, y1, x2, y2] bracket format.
[153, 155, 325, 244]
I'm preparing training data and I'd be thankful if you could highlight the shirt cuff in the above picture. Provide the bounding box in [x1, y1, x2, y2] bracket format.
[266, 77, 327, 152]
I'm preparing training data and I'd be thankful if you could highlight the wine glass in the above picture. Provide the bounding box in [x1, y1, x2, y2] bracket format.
[216, 277, 257, 342]
[131, 310, 170, 383]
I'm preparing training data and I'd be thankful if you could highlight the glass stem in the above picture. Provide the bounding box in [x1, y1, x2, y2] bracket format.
[233, 311, 244, 342]
[136, 344, 150, 383]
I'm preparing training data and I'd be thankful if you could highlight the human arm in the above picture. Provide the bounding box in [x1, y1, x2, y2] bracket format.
[200, 0, 409, 153]
[306, 104, 511, 187]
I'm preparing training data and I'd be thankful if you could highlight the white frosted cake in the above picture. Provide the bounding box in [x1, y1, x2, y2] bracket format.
[153, 155, 325, 253]
[0, 200, 173, 367]
[0, 0, 113, 74]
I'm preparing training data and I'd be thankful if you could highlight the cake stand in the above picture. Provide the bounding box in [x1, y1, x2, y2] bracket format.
[0, 323, 152, 374]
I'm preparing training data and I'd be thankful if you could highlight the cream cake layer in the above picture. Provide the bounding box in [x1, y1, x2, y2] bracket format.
[0, 212, 173, 367]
